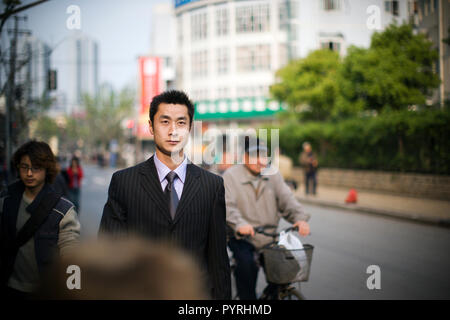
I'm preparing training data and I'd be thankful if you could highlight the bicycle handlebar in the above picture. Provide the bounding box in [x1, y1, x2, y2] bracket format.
[237, 224, 299, 238]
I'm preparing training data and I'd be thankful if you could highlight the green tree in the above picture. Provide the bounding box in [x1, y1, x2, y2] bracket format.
[337, 23, 440, 113]
[32, 115, 59, 141]
[270, 49, 340, 121]
[82, 86, 135, 151]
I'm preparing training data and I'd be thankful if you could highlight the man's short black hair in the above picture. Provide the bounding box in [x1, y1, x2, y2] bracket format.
[149, 90, 195, 128]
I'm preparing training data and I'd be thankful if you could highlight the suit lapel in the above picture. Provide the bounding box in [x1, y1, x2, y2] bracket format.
[139, 156, 172, 222]
[173, 163, 201, 224]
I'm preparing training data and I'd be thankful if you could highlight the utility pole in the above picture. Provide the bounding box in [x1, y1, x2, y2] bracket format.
[4, 15, 30, 183]
[1, 0, 49, 186]
[4, 16, 20, 183]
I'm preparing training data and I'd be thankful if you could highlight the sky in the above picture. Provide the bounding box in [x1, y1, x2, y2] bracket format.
[3, 0, 171, 91]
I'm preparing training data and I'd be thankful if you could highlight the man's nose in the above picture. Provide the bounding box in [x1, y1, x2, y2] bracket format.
[168, 123, 178, 136]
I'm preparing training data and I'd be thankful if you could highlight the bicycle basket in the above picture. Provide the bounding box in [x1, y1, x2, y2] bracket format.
[261, 244, 314, 284]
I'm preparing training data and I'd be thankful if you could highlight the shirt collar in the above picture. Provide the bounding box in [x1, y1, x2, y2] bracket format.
[238, 164, 269, 184]
[154, 152, 188, 184]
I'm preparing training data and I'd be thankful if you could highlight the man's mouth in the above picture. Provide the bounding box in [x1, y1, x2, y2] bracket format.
[167, 141, 180, 145]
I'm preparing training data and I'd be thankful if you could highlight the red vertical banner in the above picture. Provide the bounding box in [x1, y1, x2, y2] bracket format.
[138, 56, 161, 139]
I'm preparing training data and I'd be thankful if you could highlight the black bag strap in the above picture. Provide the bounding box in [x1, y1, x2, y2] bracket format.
[14, 191, 62, 249]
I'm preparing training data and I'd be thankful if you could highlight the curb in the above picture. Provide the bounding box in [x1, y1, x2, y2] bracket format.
[296, 196, 450, 229]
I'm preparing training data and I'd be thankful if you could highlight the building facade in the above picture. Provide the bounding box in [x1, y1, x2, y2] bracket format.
[295, 0, 410, 57]
[174, 0, 291, 123]
[414, 0, 450, 106]
[53, 33, 99, 115]
[174, 0, 412, 124]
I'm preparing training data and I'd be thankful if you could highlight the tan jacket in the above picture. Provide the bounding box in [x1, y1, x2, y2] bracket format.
[223, 164, 310, 249]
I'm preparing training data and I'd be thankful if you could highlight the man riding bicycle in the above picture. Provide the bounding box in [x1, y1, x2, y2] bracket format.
[223, 136, 311, 300]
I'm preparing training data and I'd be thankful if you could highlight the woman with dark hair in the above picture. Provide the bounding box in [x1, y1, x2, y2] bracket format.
[66, 156, 83, 211]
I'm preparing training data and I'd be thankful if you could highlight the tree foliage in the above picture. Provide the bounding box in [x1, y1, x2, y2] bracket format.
[33, 86, 135, 154]
[82, 86, 135, 150]
[271, 23, 441, 120]
[265, 109, 450, 174]
[338, 24, 440, 113]
[270, 49, 340, 121]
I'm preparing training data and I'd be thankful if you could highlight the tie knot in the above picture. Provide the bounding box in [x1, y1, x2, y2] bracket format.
[165, 171, 177, 185]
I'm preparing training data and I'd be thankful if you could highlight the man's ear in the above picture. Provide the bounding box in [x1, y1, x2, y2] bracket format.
[148, 120, 154, 136]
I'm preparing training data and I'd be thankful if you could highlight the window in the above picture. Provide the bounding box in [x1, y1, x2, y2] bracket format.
[216, 47, 229, 74]
[191, 12, 208, 41]
[236, 85, 267, 98]
[321, 41, 341, 54]
[279, 1, 288, 30]
[216, 7, 228, 36]
[384, 1, 399, 16]
[322, 0, 341, 10]
[236, 3, 270, 33]
[278, 0, 299, 30]
[216, 87, 229, 99]
[237, 45, 271, 72]
[191, 50, 208, 78]
[192, 89, 209, 101]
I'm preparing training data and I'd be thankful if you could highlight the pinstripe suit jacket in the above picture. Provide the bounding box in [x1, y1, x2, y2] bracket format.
[99, 155, 231, 300]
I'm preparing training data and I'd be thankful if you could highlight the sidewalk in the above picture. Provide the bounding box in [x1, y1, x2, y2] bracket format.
[294, 185, 450, 228]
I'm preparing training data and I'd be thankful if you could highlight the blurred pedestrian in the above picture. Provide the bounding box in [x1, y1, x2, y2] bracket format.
[299, 142, 318, 195]
[67, 156, 83, 211]
[99, 90, 231, 300]
[37, 236, 208, 300]
[51, 156, 69, 198]
[0, 140, 80, 299]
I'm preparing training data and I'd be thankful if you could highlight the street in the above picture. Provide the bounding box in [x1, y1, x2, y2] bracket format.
[78, 164, 450, 300]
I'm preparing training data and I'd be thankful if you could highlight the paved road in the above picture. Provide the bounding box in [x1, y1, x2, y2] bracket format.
[78, 165, 450, 299]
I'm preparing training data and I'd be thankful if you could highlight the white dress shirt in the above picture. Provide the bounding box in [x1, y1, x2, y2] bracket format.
[153, 152, 187, 198]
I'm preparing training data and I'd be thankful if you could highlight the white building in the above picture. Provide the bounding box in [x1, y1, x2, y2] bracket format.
[295, 0, 410, 58]
[174, 0, 410, 123]
[175, 0, 291, 123]
[54, 32, 99, 115]
[150, 2, 177, 91]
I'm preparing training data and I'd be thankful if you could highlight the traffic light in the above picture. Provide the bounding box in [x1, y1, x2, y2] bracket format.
[48, 69, 57, 91]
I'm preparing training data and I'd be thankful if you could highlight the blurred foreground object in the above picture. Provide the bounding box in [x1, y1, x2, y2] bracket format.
[345, 189, 358, 204]
[38, 236, 208, 300]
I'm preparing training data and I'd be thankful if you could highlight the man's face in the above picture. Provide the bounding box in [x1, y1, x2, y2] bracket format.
[244, 153, 269, 175]
[304, 144, 311, 153]
[18, 155, 46, 190]
[149, 103, 191, 159]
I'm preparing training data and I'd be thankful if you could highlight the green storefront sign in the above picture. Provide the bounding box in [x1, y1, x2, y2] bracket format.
[194, 97, 286, 120]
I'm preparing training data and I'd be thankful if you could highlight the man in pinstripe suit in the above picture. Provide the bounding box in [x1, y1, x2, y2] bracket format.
[99, 90, 231, 300]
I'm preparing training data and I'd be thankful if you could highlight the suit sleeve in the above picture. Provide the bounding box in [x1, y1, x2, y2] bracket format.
[98, 173, 128, 237]
[207, 177, 231, 300]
